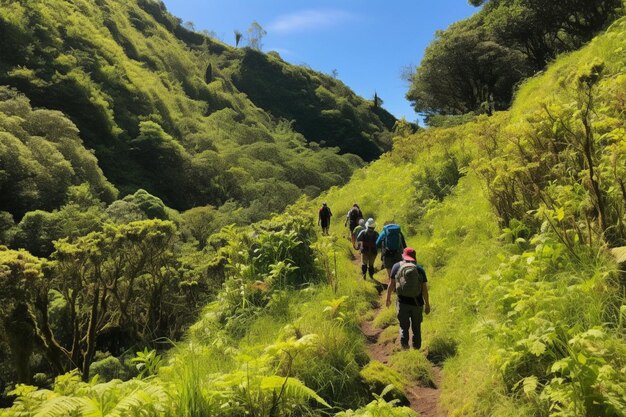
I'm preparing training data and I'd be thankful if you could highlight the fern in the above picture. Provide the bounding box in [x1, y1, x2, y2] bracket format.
[260, 375, 330, 407]
[32, 396, 91, 417]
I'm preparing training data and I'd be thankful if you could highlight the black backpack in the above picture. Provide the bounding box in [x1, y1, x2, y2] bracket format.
[348, 208, 360, 223]
[361, 230, 378, 253]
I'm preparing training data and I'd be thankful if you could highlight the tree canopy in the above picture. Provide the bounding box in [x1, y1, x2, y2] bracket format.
[407, 0, 623, 117]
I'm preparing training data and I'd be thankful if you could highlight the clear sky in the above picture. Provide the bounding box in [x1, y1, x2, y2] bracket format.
[161, 0, 478, 124]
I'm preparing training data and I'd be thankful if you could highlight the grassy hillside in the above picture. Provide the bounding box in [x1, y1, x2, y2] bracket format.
[0, 0, 393, 215]
[1, 4, 625, 417]
[320, 14, 626, 416]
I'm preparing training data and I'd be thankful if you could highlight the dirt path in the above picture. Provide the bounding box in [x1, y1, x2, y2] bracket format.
[354, 256, 444, 417]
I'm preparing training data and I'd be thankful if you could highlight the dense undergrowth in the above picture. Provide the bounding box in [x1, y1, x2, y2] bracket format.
[1, 5, 626, 417]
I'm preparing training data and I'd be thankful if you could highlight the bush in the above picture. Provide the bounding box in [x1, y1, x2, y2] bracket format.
[426, 335, 458, 364]
[359, 361, 408, 405]
[89, 356, 128, 382]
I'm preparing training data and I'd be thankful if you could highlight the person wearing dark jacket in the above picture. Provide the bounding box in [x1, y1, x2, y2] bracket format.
[318, 202, 332, 236]
[344, 203, 363, 244]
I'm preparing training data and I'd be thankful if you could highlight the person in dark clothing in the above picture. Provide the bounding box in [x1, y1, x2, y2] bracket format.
[318, 202, 333, 236]
[356, 218, 379, 280]
[385, 247, 430, 349]
[344, 203, 363, 244]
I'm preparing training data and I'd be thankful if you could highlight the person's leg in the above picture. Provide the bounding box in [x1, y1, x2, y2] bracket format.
[366, 252, 376, 279]
[360, 253, 368, 280]
[410, 305, 424, 349]
[383, 255, 392, 278]
[397, 302, 410, 349]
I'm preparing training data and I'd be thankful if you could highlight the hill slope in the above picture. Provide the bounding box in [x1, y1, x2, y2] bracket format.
[1, 4, 625, 417]
[0, 0, 394, 215]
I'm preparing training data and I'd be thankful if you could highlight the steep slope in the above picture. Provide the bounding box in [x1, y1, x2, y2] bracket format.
[0, 0, 393, 214]
[319, 15, 626, 416]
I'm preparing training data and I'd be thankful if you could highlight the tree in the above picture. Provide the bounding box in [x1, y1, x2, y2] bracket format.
[406, 16, 529, 116]
[373, 92, 383, 108]
[0, 248, 47, 383]
[234, 30, 243, 47]
[246, 21, 267, 51]
[478, 0, 623, 70]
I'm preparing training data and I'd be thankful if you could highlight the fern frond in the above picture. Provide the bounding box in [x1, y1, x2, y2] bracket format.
[107, 382, 171, 417]
[32, 396, 91, 417]
[260, 375, 330, 407]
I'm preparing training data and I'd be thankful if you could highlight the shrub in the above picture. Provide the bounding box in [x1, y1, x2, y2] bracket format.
[426, 335, 458, 364]
[359, 361, 408, 405]
[89, 356, 127, 382]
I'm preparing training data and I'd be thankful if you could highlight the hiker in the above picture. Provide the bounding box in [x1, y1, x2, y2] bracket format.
[344, 203, 363, 245]
[356, 218, 379, 280]
[385, 247, 430, 349]
[352, 218, 366, 250]
[318, 202, 333, 236]
[376, 222, 407, 278]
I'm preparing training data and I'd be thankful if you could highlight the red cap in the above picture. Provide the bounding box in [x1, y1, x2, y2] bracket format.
[402, 247, 416, 262]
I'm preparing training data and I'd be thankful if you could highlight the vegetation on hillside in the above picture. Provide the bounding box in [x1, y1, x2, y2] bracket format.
[0, 0, 394, 216]
[1, 1, 625, 416]
[406, 0, 623, 117]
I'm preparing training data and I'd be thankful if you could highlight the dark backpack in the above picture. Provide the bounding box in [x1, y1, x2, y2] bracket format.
[396, 261, 423, 298]
[320, 206, 331, 219]
[361, 230, 378, 253]
[383, 224, 402, 252]
[348, 208, 360, 223]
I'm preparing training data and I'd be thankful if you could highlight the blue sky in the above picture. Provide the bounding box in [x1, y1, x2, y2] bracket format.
[162, 1, 478, 124]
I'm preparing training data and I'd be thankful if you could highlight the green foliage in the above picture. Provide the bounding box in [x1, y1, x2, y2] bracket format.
[372, 307, 397, 329]
[0, 0, 392, 221]
[359, 361, 408, 405]
[388, 350, 436, 388]
[89, 356, 127, 382]
[0, 87, 117, 218]
[3, 370, 170, 417]
[319, 17, 626, 415]
[426, 335, 458, 364]
[335, 385, 417, 417]
[407, 15, 529, 115]
[129, 348, 162, 379]
[407, 0, 623, 115]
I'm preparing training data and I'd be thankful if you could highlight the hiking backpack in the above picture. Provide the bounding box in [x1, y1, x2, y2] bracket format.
[383, 224, 402, 252]
[348, 207, 361, 224]
[360, 230, 378, 253]
[396, 261, 423, 298]
[320, 206, 331, 219]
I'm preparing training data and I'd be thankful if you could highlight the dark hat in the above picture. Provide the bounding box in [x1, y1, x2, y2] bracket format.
[402, 247, 416, 262]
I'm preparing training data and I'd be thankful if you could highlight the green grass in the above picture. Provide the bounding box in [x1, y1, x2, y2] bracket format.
[388, 349, 436, 388]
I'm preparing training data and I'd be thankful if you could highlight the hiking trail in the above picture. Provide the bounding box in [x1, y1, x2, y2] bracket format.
[352, 255, 445, 417]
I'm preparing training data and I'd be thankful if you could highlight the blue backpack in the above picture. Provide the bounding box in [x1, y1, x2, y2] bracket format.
[383, 224, 402, 251]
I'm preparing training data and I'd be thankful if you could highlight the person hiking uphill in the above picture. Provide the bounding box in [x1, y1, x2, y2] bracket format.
[356, 218, 379, 280]
[318, 202, 333, 236]
[385, 247, 430, 349]
[352, 218, 366, 250]
[376, 222, 407, 278]
[344, 203, 363, 245]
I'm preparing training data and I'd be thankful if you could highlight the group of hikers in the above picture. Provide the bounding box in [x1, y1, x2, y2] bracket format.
[317, 202, 430, 350]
